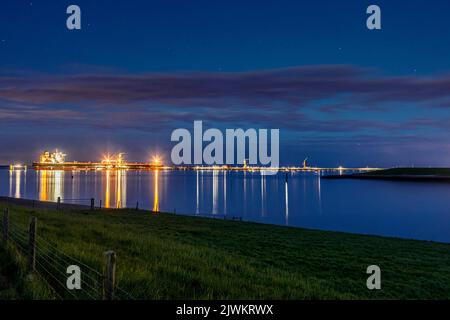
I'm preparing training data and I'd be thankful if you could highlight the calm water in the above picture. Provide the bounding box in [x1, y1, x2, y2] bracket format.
[2, 168, 450, 243]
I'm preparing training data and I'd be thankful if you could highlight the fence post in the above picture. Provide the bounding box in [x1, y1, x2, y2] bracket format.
[57, 197, 61, 210]
[136, 202, 139, 210]
[103, 250, 116, 300]
[91, 198, 95, 210]
[99, 200, 102, 210]
[2, 208, 9, 243]
[28, 217, 37, 273]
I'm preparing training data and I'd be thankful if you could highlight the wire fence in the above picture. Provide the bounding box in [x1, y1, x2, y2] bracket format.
[0, 196, 99, 211]
[60, 198, 93, 205]
[1, 207, 133, 300]
[58, 197, 96, 210]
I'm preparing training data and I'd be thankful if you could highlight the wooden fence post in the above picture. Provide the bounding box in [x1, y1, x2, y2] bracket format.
[91, 198, 95, 210]
[103, 250, 116, 300]
[57, 197, 61, 210]
[28, 217, 37, 273]
[2, 208, 9, 243]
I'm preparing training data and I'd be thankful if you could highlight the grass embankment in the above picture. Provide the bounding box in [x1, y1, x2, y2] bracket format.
[0, 245, 26, 299]
[363, 168, 450, 176]
[324, 168, 450, 181]
[1, 202, 450, 299]
[0, 241, 53, 299]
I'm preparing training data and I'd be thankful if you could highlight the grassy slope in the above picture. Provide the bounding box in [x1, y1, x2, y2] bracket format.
[0, 245, 23, 299]
[2, 202, 450, 299]
[0, 243, 54, 299]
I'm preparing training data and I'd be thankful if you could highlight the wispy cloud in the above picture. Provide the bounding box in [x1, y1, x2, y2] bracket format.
[2, 65, 450, 106]
[1, 65, 450, 135]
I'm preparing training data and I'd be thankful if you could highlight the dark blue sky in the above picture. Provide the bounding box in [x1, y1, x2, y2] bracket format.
[1, 0, 450, 167]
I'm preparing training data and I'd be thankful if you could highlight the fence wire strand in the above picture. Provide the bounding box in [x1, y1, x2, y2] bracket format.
[1, 211, 133, 300]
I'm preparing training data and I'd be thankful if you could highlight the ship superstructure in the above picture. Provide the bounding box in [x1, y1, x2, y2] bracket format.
[33, 150, 165, 170]
[39, 150, 67, 164]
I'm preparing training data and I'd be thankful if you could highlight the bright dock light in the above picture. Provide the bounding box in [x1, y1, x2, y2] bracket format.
[151, 155, 162, 165]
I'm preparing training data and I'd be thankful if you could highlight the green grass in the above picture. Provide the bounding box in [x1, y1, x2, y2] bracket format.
[1, 202, 450, 299]
[0, 245, 24, 299]
[0, 241, 55, 299]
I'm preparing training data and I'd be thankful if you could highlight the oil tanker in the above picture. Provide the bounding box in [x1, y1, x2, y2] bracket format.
[32, 150, 166, 170]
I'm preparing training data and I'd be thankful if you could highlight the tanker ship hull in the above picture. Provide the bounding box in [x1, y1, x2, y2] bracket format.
[32, 162, 165, 170]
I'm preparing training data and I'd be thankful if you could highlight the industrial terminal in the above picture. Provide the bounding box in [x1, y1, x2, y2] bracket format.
[26, 150, 380, 173]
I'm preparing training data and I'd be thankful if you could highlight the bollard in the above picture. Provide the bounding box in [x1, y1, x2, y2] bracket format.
[90, 198, 95, 210]
[2, 208, 9, 243]
[28, 217, 37, 273]
[103, 251, 116, 300]
[57, 197, 61, 210]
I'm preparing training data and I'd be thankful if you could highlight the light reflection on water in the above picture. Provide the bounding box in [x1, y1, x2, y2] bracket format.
[3, 168, 450, 243]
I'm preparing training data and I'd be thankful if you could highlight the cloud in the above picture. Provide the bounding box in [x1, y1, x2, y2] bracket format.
[1, 65, 450, 107]
[1, 65, 450, 135]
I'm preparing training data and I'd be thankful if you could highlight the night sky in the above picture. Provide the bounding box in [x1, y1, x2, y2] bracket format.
[2, 0, 450, 167]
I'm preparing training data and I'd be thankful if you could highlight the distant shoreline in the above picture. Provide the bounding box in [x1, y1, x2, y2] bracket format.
[323, 168, 450, 182]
